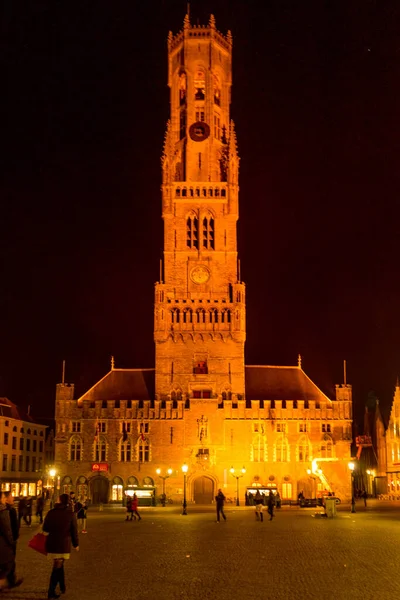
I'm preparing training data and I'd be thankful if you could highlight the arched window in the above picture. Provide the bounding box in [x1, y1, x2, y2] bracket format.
[187, 215, 199, 249]
[12, 426, 17, 432]
[194, 68, 205, 100]
[320, 434, 334, 458]
[275, 436, 289, 462]
[213, 74, 221, 105]
[179, 72, 187, 105]
[138, 441, 150, 463]
[183, 309, 192, 323]
[251, 434, 267, 462]
[221, 309, 231, 323]
[297, 436, 310, 462]
[171, 308, 180, 324]
[203, 217, 215, 249]
[120, 439, 132, 462]
[69, 436, 82, 461]
[94, 436, 107, 462]
[197, 308, 206, 323]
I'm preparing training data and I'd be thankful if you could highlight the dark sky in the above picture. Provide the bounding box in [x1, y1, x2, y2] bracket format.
[2, 0, 400, 428]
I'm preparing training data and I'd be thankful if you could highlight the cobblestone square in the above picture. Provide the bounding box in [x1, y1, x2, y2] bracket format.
[6, 502, 400, 600]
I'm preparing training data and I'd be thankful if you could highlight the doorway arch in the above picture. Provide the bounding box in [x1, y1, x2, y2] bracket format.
[90, 476, 109, 504]
[193, 476, 214, 504]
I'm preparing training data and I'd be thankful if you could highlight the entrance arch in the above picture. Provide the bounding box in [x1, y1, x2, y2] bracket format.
[193, 476, 214, 504]
[90, 476, 109, 504]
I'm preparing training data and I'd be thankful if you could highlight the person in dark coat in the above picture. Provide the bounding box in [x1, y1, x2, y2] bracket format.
[131, 494, 141, 521]
[36, 495, 45, 524]
[25, 497, 32, 526]
[267, 490, 276, 521]
[17, 497, 27, 527]
[0, 492, 17, 591]
[43, 493, 79, 599]
[215, 489, 227, 522]
[4, 491, 22, 589]
[125, 496, 133, 521]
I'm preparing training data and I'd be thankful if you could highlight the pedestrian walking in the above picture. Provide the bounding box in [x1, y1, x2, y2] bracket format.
[254, 490, 264, 522]
[43, 493, 79, 600]
[36, 494, 45, 524]
[125, 496, 133, 521]
[17, 497, 27, 527]
[25, 497, 32, 526]
[275, 491, 282, 509]
[362, 490, 368, 507]
[267, 490, 275, 521]
[215, 489, 227, 522]
[75, 497, 88, 533]
[4, 491, 23, 590]
[131, 493, 141, 521]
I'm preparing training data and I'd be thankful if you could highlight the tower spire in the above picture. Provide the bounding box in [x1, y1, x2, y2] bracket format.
[298, 354, 302, 368]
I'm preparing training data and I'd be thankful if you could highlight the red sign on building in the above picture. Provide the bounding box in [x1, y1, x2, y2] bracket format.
[91, 463, 109, 472]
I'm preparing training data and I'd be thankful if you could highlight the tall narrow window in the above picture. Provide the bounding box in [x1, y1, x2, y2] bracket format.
[120, 440, 132, 462]
[180, 110, 186, 140]
[179, 72, 187, 105]
[70, 436, 82, 461]
[194, 69, 205, 100]
[213, 74, 221, 106]
[203, 217, 215, 249]
[187, 216, 199, 249]
[139, 442, 150, 462]
[94, 436, 107, 462]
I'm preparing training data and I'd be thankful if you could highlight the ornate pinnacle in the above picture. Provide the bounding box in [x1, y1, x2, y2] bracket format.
[183, 14, 190, 29]
[209, 14, 216, 29]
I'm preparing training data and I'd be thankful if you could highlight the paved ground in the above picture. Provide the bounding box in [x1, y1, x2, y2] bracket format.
[6, 500, 400, 600]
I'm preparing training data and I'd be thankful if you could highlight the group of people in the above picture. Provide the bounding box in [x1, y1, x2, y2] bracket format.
[214, 489, 278, 523]
[125, 493, 141, 521]
[0, 489, 88, 598]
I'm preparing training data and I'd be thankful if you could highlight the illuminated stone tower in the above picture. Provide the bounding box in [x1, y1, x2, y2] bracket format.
[154, 14, 245, 404]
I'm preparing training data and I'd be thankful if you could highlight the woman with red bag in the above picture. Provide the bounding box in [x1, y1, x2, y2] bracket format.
[43, 493, 79, 599]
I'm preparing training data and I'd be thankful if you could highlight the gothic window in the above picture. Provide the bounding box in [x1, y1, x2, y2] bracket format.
[221, 309, 231, 323]
[251, 434, 267, 462]
[194, 68, 205, 100]
[187, 215, 199, 249]
[69, 436, 82, 461]
[209, 308, 218, 323]
[120, 439, 132, 462]
[196, 308, 206, 323]
[179, 72, 187, 105]
[213, 74, 221, 106]
[177, 390, 182, 401]
[297, 436, 310, 462]
[138, 442, 150, 462]
[275, 436, 289, 462]
[180, 110, 186, 139]
[320, 435, 334, 458]
[183, 309, 193, 323]
[94, 436, 107, 462]
[203, 217, 215, 249]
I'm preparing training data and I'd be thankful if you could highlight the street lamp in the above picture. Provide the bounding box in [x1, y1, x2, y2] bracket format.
[230, 466, 246, 506]
[156, 468, 173, 506]
[181, 463, 188, 515]
[49, 468, 57, 505]
[348, 462, 356, 513]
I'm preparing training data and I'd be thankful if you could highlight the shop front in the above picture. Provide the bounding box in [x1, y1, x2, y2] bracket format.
[0, 478, 42, 498]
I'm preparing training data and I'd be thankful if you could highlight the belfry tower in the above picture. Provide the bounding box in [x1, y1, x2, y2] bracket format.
[154, 14, 245, 403]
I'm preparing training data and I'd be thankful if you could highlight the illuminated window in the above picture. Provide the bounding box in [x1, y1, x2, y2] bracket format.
[320, 435, 334, 458]
[251, 434, 267, 462]
[70, 436, 82, 461]
[94, 436, 107, 462]
[138, 442, 150, 463]
[194, 69, 205, 100]
[187, 215, 199, 249]
[281, 482, 292, 499]
[120, 440, 132, 462]
[297, 436, 310, 462]
[275, 437, 289, 462]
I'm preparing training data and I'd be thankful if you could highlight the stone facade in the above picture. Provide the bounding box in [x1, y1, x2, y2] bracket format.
[54, 14, 352, 505]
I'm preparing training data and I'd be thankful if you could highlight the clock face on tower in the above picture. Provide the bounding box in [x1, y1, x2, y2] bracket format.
[190, 265, 210, 284]
[189, 121, 210, 142]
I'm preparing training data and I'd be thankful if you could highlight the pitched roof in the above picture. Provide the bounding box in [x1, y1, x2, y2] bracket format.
[77, 369, 155, 403]
[245, 366, 332, 402]
[0, 397, 36, 422]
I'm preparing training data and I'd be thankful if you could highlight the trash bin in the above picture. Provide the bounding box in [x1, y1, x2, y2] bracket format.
[325, 497, 336, 518]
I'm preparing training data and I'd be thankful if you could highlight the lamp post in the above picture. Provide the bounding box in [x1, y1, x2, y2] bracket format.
[156, 468, 173, 506]
[230, 466, 246, 506]
[181, 463, 188, 515]
[348, 462, 356, 513]
[49, 468, 57, 506]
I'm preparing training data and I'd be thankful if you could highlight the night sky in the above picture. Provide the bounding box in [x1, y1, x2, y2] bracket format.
[2, 1, 400, 428]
